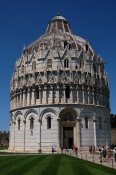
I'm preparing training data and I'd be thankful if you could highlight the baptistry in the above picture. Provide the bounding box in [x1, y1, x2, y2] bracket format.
[9, 15, 111, 152]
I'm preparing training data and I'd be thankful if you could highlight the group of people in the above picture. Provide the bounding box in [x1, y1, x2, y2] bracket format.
[99, 146, 116, 162]
[89, 145, 95, 154]
[60, 145, 78, 156]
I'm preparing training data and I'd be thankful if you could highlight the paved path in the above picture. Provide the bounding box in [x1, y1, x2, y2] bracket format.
[65, 150, 116, 169]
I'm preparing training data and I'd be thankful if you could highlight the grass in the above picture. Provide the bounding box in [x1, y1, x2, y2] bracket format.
[0, 146, 8, 150]
[0, 154, 116, 175]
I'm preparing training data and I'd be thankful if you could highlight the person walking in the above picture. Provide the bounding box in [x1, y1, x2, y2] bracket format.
[113, 147, 116, 162]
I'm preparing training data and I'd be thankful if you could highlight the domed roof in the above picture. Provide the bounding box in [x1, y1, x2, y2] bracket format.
[51, 15, 67, 21]
[11, 15, 109, 100]
[24, 15, 94, 56]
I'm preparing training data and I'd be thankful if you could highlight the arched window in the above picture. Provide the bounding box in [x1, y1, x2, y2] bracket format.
[35, 89, 39, 99]
[47, 116, 51, 129]
[85, 117, 89, 129]
[30, 117, 34, 130]
[64, 59, 69, 68]
[18, 119, 21, 130]
[47, 59, 52, 69]
[32, 61, 36, 71]
[62, 113, 74, 121]
[86, 44, 89, 51]
[64, 40, 67, 48]
[65, 86, 70, 98]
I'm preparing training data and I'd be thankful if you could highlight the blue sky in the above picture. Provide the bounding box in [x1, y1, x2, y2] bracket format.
[0, 0, 116, 131]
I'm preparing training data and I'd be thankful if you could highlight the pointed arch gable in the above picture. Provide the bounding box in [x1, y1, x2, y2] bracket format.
[39, 108, 57, 120]
[14, 111, 23, 120]
[24, 109, 38, 120]
[59, 108, 78, 119]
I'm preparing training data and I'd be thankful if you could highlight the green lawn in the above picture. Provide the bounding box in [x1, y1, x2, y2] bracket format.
[0, 146, 8, 150]
[0, 154, 116, 175]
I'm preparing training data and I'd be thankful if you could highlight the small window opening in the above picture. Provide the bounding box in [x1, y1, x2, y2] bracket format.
[64, 59, 69, 68]
[86, 44, 89, 51]
[32, 61, 36, 71]
[65, 86, 70, 98]
[85, 117, 89, 129]
[47, 116, 51, 129]
[30, 117, 34, 130]
[35, 89, 39, 99]
[64, 40, 67, 48]
[47, 59, 52, 68]
[18, 119, 21, 130]
[69, 44, 72, 50]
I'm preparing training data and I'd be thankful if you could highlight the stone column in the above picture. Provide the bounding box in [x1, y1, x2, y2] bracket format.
[15, 92, 17, 108]
[43, 84, 47, 104]
[76, 118, 81, 147]
[12, 95, 14, 109]
[19, 90, 22, 107]
[27, 87, 31, 106]
[76, 85, 79, 103]
[57, 118, 60, 148]
[70, 85, 73, 103]
[10, 95, 12, 110]
[13, 121, 16, 150]
[93, 113, 97, 148]
[39, 86, 42, 104]
[57, 85, 59, 103]
[92, 88, 95, 105]
[23, 120, 26, 152]
[16, 93, 19, 108]
[23, 90, 26, 107]
[87, 87, 90, 104]
[31, 88, 36, 105]
[63, 85, 66, 103]
[38, 118, 42, 152]
[82, 86, 85, 104]
[50, 85, 53, 104]
[13, 93, 16, 109]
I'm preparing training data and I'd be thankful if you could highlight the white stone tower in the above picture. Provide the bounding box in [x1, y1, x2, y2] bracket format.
[9, 15, 111, 152]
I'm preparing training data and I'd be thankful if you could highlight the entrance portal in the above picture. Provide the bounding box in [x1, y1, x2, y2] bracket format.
[63, 127, 73, 148]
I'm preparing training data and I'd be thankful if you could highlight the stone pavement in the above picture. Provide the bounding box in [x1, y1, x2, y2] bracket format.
[64, 149, 116, 169]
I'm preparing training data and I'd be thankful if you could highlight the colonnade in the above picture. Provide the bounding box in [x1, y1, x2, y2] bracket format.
[10, 85, 108, 110]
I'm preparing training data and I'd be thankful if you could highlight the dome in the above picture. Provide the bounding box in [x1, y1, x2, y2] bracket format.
[51, 15, 67, 21]
[11, 15, 109, 97]
[24, 15, 94, 58]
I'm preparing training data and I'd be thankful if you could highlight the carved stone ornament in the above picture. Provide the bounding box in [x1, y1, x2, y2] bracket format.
[36, 74, 42, 85]
[74, 73, 80, 84]
[86, 75, 91, 84]
[60, 72, 69, 84]
[48, 73, 56, 84]
[27, 75, 32, 86]
[31, 73, 35, 85]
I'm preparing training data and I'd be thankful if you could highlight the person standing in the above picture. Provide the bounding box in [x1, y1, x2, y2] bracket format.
[113, 147, 116, 162]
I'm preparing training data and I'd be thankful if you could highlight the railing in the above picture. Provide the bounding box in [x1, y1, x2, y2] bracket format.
[59, 149, 116, 169]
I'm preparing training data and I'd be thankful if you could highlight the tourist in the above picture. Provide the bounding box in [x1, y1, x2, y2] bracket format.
[74, 145, 78, 156]
[89, 145, 92, 154]
[113, 147, 116, 162]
